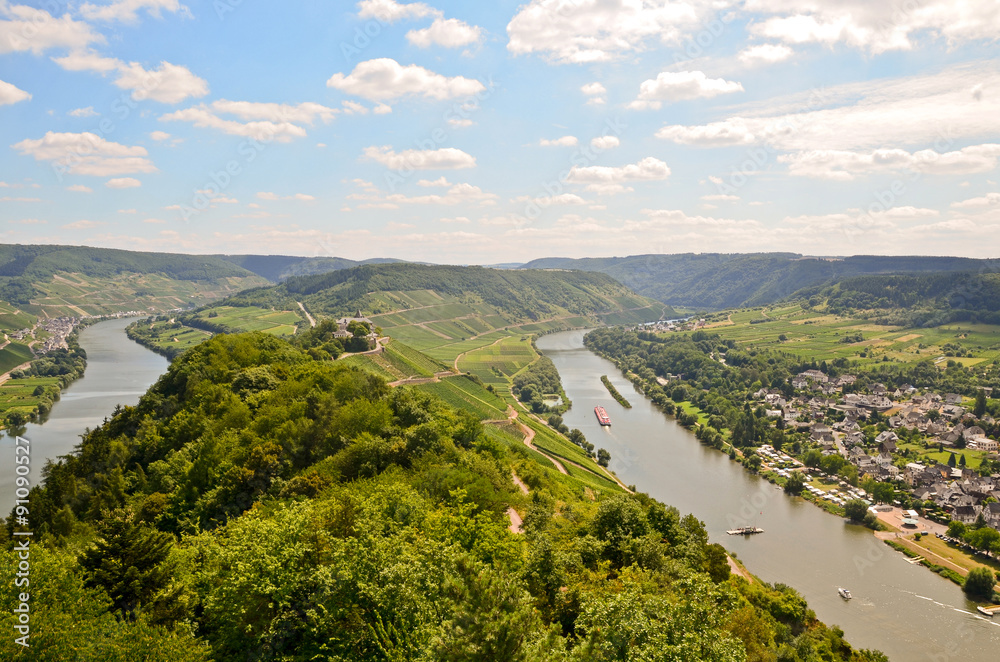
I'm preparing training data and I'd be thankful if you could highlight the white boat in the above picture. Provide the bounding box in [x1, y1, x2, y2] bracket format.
[977, 606, 995, 617]
[726, 526, 764, 535]
[838, 587, 852, 600]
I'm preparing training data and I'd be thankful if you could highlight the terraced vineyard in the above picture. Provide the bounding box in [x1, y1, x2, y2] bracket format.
[186, 306, 304, 335]
[27, 272, 268, 318]
[701, 304, 1000, 366]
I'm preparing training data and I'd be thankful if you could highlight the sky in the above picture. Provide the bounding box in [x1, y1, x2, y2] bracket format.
[0, 0, 999, 264]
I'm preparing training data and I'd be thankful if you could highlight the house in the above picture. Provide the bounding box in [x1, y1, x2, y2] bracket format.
[334, 311, 379, 348]
[945, 393, 963, 405]
[968, 438, 999, 453]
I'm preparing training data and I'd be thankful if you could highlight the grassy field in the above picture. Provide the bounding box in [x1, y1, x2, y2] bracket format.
[0, 376, 60, 418]
[457, 336, 538, 387]
[695, 304, 1000, 366]
[0, 342, 33, 375]
[189, 306, 304, 335]
[895, 533, 1000, 581]
[24, 272, 268, 318]
[131, 320, 213, 357]
[414, 376, 509, 421]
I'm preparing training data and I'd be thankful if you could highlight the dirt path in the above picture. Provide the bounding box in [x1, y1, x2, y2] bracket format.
[297, 302, 316, 328]
[511, 471, 529, 495]
[0, 361, 33, 386]
[507, 507, 523, 534]
[727, 555, 754, 583]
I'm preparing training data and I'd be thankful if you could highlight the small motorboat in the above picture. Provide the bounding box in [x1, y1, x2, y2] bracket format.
[977, 606, 995, 617]
[838, 587, 852, 600]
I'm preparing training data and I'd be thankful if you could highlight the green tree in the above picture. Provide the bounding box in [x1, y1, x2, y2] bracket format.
[597, 448, 611, 467]
[872, 482, 895, 504]
[948, 452, 957, 468]
[784, 471, 805, 496]
[844, 499, 869, 523]
[963, 567, 997, 601]
[79, 508, 177, 622]
[974, 389, 987, 418]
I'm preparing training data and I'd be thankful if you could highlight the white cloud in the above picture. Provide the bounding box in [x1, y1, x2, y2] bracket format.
[746, 0, 1000, 54]
[581, 81, 607, 105]
[356, 0, 438, 22]
[418, 177, 452, 187]
[630, 71, 743, 110]
[69, 106, 98, 117]
[114, 60, 208, 104]
[566, 156, 670, 194]
[143, 217, 166, 224]
[79, 0, 191, 23]
[51, 49, 120, 73]
[506, 0, 711, 64]
[951, 192, 1000, 210]
[701, 194, 739, 201]
[62, 220, 105, 230]
[373, 103, 392, 115]
[591, 136, 620, 150]
[118, 208, 137, 213]
[656, 119, 756, 146]
[149, 130, 171, 141]
[656, 64, 1000, 152]
[67, 184, 92, 193]
[448, 117, 473, 128]
[327, 58, 485, 103]
[738, 43, 793, 65]
[512, 193, 588, 206]
[439, 216, 471, 223]
[407, 17, 482, 48]
[106, 177, 141, 188]
[540, 136, 578, 147]
[161, 100, 334, 142]
[362, 145, 476, 170]
[780, 144, 1000, 180]
[341, 100, 368, 115]
[12, 132, 156, 176]
[0, 196, 42, 202]
[256, 192, 316, 202]
[0, 4, 102, 55]
[0, 79, 30, 105]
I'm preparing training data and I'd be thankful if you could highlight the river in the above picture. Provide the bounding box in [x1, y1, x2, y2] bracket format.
[537, 329, 999, 662]
[1, 317, 168, 516]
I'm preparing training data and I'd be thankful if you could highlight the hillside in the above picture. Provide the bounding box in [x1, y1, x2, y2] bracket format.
[1, 330, 886, 661]
[188, 263, 671, 362]
[215, 254, 405, 282]
[521, 253, 1000, 310]
[0, 244, 270, 323]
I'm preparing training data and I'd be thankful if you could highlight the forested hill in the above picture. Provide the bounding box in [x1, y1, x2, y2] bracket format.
[215, 254, 405, 282]
[1, 330, 886, 661]
[216, 262, 672, 324]
[0, 244, 270, 318]
[521, 253, 1000, 310]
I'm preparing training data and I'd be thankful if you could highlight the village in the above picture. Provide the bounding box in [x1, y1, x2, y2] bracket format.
[752, 368, 1000, 531]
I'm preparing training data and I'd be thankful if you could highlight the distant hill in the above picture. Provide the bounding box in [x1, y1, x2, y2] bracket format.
[215, 254, 405, 282]
[521, 253, 1000, 310]
[195, 263, 671, 357]
[0, 244, 269, 323]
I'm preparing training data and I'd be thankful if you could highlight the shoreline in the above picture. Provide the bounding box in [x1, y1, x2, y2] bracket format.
[581, 336, 999, 600]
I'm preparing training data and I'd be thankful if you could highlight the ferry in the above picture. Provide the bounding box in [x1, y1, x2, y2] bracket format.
[726, 526, 764, 535]
[838, 588, 852, 600]
[594, 406, 611, 426]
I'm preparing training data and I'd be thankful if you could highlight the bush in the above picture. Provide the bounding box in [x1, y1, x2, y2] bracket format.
[963, 567, 997, 601]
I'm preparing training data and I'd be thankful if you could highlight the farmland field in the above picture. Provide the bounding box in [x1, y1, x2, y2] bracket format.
[188, 306, 304, 335]
[691, 304, 1000, 367]
[0, 376, 60, 418]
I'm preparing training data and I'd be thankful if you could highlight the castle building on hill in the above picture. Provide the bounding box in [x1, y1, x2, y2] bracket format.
[334, 310, 378, 348]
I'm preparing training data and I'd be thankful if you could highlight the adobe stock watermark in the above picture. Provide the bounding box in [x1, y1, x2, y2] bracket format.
[51, 74, 178, 184]
[511, 117, 628, 227]
[172, 135, 271, 222]
[712, 87, 832, 198]
[842, 125, 956, 243]
[725, 482, 775, 530]
[11, 435, 33, 649]
[382, 76, 499, 193]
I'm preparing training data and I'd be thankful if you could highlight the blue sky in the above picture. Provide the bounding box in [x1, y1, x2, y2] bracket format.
[1, 0, 998, 263]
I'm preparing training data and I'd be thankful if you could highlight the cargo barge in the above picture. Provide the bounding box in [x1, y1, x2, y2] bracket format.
[595, 406, 611, 426]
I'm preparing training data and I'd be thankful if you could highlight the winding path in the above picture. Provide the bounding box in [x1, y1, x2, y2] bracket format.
[297, 302, 316, 328]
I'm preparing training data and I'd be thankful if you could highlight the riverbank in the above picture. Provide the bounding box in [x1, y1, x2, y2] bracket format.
[537, 328, 1000, 661]
[0, 321, 92, 429]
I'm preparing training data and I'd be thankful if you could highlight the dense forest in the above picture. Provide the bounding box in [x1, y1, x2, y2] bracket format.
[207, 262, 667, 322]
[214, 255, 403, 282]
[2, 330, 886, 661]
[521, 253, 1000, 310]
